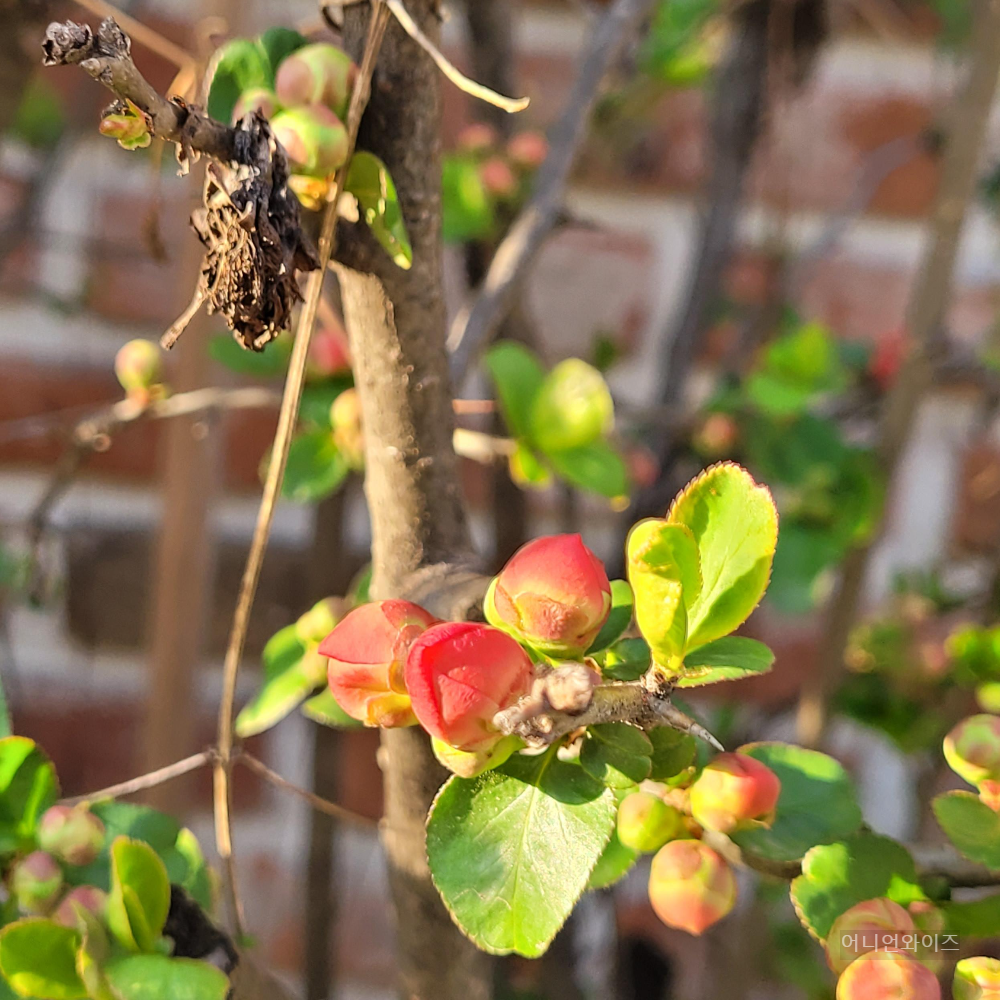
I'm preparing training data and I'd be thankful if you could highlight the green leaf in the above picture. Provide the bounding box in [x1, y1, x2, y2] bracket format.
[257, 27, 306, 79]
[0, 920, 85, 1000]
[731, 743, 863, 864]
[647, 727, 696, 782]
[547, 442, 629, 501]
[626, 520, 701, 666]
[767, 524, 842, 615]
[426, 752, 616, 957]
[281, 431, 349, 503]
[208, 334, 289, 377]
[104, 955, 228, 1000]
[580, 724, 653, 790]
[442, 157, 494, 243]
[942, 892, 1000, 937]
[106, 839, 170, 953]
[599, 637, 650, 682]
[529, 359, 614, 454]
[790, 833, 925, 941]
[0, 739, 59, 856]
[262, 624, 307, 683]
[676, 636, 775, 687]
[587, 580, 634, 655]
[587, 826, 638, 890]
[932, 791, 1000, 870]
[235, 652, 326, 738]
[207, 39, 272, 124]
[346, 152, 413, 270]
[508, 441, 553, 490]
[300, 688, 363, 729]
[667, 463, 778, 650]
[485, 343, 546, 441]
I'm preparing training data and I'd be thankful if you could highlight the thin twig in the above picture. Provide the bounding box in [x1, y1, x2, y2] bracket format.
[70, 0, 196, 70]
[60, 750, 216, 806]
[212, 3, 392, 938]
[383, 0, 528, 113]
[447, 0, 657, 384]
[237, 753, 377, 829]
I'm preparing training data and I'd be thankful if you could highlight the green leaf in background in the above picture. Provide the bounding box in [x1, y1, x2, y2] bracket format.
[790, 833, 925, 941]
[104, 955, 228, 1000]
[599, 637, 651, 682]
[281, 431, 350, 503]
[547, 441, 629, 500]
[677, 636, 775, 687]
[0, 920, 86, 1000]
[932, 791, 1000, 871]
[647, 726, 696, 782]
[580, 724, 653, 790]
[106, 839, 171, 953]
[235, 650, 326, 738]
[485, 343, 546, 441]
[667, 463, 778, 650]
[206, 39, 272, 124]
[261, 624, 306, 683]
[942, 892, 1000, 937]
[256, 27, 307, 79]
[346, 152, 413, 270]
[442, 157, 494, 243]
[587, 580, 634, 655]
[627, 520, 701, 666]
[529, 359, 614, 454]
[509, 441, 553, 490]
[587, 824, 638, 890]
[731, 743, 863, 864]
[0, 739, 59, 856]
[300, 688, 363, 729]
[641, 0, 719, 85]
[208, 334, 289, 377]
[426, 751, 616, 957]
[767, 524, 842, 615]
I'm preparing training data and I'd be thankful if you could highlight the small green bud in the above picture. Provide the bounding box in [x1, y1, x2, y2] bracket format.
[616, 790, 685, 853]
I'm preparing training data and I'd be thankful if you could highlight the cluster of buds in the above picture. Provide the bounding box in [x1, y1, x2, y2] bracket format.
[452, 122, 549, 204]
[114, 339, 168, 406]
[944, 714, 1000, 810]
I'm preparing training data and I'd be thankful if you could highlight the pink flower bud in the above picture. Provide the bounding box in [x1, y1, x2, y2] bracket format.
[114, 339, 161, 395]
[331, 388, 364, 470]
[648, 840, 736, 935]
[954, 957, 1000, 1000]
[275, 43, 358, 120]
[405, 622, 535, 752]
[479, 157, 518, 198]
[308, 324, 352, 379]
[318, 601, 437, 728]
[271, 105, 348, 178]
[825, 898, 915, 974]
[617, 791, 685, 853]
[232, 87, 279, 123]
[432, 734, 522, 778]
[836, 950, 940, 1000]
[485, 534, 612, 657]
[455, 122, 499, 155]
[507, 131, 549, 170]
[692, 412, 739, 457]
[944, 714, 1000, 790]
[11, 851, 63, 914]
[38, 806, 106, 866]
[53, 886, 108, 928]
[688, 752, 781, 835]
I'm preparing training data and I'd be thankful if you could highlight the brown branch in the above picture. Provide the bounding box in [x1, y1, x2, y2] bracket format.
[70, 0, 196, 70]
[211, 3, 392, 939]
[60, 750, 216, 806]
[446, 0, 658, 384]
[796, 0, 1000, 747]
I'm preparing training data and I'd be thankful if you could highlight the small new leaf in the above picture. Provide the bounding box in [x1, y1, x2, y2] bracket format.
[99, 100, 152, 151]
[345, 152, 413, 270]
[933, 791, 1000, 871]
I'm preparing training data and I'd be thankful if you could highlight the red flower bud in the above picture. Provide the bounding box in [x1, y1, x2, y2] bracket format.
[38, 805, 106, 866]
[308, 324, 352, 379]
[617, 790, 685, 853]
[271, 105, 348, 178]
[232, 87, 279, 123]
[11, 851, 63, 914]
[944, 714, 1000, 790]
[405, 622, 535, 752]
[507, 131, 549, 171]
[115, 339, 161, 395]
[53, 886, 108, 928]
[318, 601, 437, 728]
[480, 157, 518, 198]
[456, 122, 499, 155]
[955, 957, 1000, 1000]
[275, 43, 357, 119]
[331, 388, 365, 470]
[836, 950, 940, 1000]
[826, 898, 915, 974]
[648, 840, 736, 935]
[485, 534, 612, 657]
[688, 752, 781, 835]
[692, 412, 739, 457]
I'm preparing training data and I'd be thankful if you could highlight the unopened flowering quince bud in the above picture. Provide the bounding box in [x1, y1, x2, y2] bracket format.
[232, 86, 280, 122]
[456, 122, 499, 155]
[275, 44, 357, 120]
[331, 388, 364, 470]
[944, 714, 1000, 799]
[271, 105, 348, 178]
[115, 339, 161, 396]
[53, 886, 108, 928]
[432, 734, 522, 779]
[692, 412, 739, 457]
[479, 157, 518, 199]
[836, 950, 940, 1000]
[647, 839, 736, 935]
[825, 898, 915, 974]
[318, 600, 437, 728]
[955, 957, 1000, 1000]
[308, 325, 352, 379]
[38, 805, 106, 866]
[485, 534, 611, 658]
[11, 851, 63, 914]
[405, 622, 535, 752]
[507, 131, 549, 171]
[617, 790, 685, 853]
[688, 752, 781, 835]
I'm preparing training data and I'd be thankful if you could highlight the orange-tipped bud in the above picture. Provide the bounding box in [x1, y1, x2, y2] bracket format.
[11, 851, 63, 915]
[232, 87, 280, 122]
[825, 898, 915, 974]
[480, 157, 518, 198]
[271, 105, 348, 178]
[944, 714, 1000, 792]
[954, 957, 1000, 1000]
[688, 752, 781, 835]
[507, 131, 549, 171]
[648, 840, 736, 936]
[53, 886, 108, 928]
[308, 324, 352, 379]
[275, 43, 357, 119]
[836, 950, 940, 1000]
[456, 122, 499, 155]
[114, 339, 161, 396]
[617, 791, 685, 853]
[38, 806, 106, 867]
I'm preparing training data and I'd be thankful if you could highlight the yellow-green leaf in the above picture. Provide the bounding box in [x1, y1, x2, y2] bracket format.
[106, 839, 170, 953]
